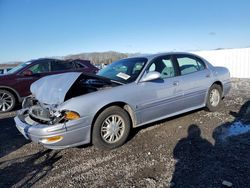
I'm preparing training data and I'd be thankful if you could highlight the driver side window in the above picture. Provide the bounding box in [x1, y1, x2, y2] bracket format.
[148, 56, 175, 79]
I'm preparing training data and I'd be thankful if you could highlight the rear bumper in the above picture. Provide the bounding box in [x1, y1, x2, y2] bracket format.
[15, 109, 92, 149]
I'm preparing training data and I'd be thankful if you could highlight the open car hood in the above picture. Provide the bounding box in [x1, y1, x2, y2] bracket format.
[30, 72, 82, 105]
[30, 72, 115, 105]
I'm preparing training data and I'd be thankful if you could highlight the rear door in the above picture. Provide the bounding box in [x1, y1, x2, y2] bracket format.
[136, 55, 183, 123]
[174, 54, 212, 109]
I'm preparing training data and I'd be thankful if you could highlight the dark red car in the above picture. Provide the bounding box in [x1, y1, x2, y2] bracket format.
[0, 58, 99, 112]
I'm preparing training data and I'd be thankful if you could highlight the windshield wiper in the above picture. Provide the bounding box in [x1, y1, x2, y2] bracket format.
[110, 80, 124, 85]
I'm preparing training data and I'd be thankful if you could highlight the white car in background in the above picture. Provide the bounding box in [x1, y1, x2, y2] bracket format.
[0, 67, 12, 74]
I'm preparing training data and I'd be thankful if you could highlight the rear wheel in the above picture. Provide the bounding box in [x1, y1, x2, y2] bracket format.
[92, 106, 131, 149]
[206, 84, 222, 112]
[0, 89, 16, 112]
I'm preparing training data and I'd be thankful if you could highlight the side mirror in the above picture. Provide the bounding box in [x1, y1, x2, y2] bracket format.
[140, 71, 161, 82]
[22, 70, 33, 76]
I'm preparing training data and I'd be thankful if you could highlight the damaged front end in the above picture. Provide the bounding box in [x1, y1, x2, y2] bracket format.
[15, 72, 118, 149]
[16, 95, 91, 149]
[22, 96, 68, 125]
[20, 72, 117, 125]
[22, 96, 82, 126]
[15, 100, 92, 149]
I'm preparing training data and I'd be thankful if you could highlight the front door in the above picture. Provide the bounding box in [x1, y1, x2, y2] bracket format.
[136, 55, 183, 124]
[15, 60, 52, 97]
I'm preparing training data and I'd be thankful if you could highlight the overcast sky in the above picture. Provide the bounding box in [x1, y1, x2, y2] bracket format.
[0, 0, 250, 62]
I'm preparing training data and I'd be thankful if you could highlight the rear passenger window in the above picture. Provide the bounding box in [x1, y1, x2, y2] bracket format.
[177, 55, 205, 75]
[73, 60, 87, 69]
[75, 63, 86, 68]
[51, 61, 74, 71]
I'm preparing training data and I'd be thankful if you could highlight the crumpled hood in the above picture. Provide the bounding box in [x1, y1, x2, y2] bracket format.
[30, 72, 82, 105]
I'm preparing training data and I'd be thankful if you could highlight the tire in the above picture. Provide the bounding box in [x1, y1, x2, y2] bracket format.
[206, 84, 222, 112]
[0, 89, 16, 112]
[92, 106, 131, 150]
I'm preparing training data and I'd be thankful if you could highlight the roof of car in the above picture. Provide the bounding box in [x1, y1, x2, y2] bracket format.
[30, 58, 64, 62]
[126, 52, 200, 61]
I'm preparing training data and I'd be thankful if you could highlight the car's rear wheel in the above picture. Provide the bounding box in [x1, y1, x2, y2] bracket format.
[206, 84, 222, 112]
[92, 106, 131, 149]
[0, 89, 16, 112]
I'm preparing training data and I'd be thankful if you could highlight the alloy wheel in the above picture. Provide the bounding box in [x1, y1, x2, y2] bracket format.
[0, 91, 14, 112]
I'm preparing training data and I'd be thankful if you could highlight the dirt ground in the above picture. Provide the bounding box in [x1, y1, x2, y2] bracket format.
[0, 79, 250, 188]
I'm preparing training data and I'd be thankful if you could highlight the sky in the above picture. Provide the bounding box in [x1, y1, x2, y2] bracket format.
[0, 0, 250, 63]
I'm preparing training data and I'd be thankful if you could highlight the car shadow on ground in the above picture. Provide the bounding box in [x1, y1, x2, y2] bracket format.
[0, 115, 63, 187]
[0, 117, 29, 158]
[171, 101, 250, 188]
[0, 149, 62, 187]
[127, 108, 202, 143]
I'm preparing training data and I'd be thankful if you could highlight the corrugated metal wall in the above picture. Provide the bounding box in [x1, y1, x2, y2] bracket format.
[192, 48, 250, 78]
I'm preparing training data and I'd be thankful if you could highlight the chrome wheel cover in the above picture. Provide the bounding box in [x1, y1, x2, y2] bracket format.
[101, 115, 125, 143]
[0, 91, 14, 112]
[209, 89, 220, 107]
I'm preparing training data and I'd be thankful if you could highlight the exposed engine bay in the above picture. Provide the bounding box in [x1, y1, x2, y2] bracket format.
[65, 73, 118, 101]
[22, 74, 120, 125]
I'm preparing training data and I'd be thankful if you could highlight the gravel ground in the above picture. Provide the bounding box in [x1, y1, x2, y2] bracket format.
[0, 79, 250, 188]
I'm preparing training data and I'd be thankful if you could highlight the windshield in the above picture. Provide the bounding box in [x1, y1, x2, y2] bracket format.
[97, 57, 147, 84]
[7, 61, 32, 74]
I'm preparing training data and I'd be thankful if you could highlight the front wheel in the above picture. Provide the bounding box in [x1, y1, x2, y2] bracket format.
[206, 84, 222, 112]
[92, 106, 131, 150]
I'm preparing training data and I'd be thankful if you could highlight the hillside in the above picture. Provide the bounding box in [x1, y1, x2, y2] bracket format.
[65, 51, 139, 65]
[0, 63, 19, 68]
[0, 51, 140, 67]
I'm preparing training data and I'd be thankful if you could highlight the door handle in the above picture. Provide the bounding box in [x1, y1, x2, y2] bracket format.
[206, 74, 211, 78]
[173, 81, 179, 86]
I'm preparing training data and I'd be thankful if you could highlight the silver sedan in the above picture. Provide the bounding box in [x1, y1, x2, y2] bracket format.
[15, 52, 231, 149]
